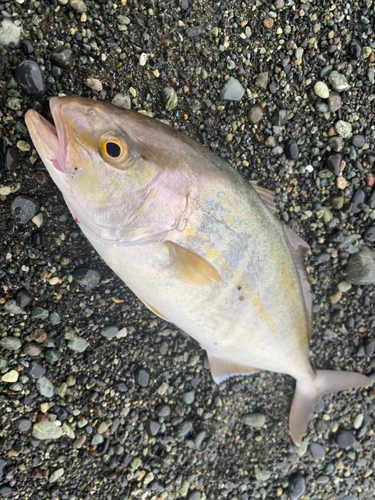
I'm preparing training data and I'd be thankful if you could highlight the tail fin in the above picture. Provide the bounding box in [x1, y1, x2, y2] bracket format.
[289, 370, 373, 446]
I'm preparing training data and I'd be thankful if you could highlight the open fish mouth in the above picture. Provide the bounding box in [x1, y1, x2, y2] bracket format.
[25, 97, 68, 174]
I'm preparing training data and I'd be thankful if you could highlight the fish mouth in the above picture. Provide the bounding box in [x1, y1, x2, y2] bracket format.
[25, 97, 68, 174]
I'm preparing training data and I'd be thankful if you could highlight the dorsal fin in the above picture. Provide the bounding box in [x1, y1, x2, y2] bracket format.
[283, 224, 313, 339]
[207, 353, 259, 384]
[250, 180, 277, 214]
[165, 241, 222, 285]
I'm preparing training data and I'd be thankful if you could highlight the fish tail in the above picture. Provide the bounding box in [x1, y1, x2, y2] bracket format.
[289, 370, 373, 446]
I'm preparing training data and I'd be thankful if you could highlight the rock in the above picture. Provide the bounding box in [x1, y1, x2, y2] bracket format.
[335, 120, 352, 138]
[72, 268, 100, 290]
[289, 475, 306, 500]
[69, 0, 87, 13]
[327, 153, 342, 176]
[314, 81, 329, 98]
[0, 459, 6, 482]
[16, 290, 33, 308]
[32, 421, 63, 440]
[21, 39, 34, 55]
[101, 326, 118, 339]
[264, 18, 274, 28]
[18, 419, 32, 432]
[161, 86, 178, 110]
[328, 71, 351, 92]
[0, 19, 22, 47]
[186, 26, 201, 38]
[284, 139, 299, 160]
[182, 390, 195, 404]
[23, 343, 42, 356]
[4, 300, 23, 315]
[255, 72, 268, 89]
[352, 135, 365, 148]
[0, 337, 22, 351]
[369, 189, 375, 209]
[91, 433, 104, 446]
[49, 467, 64, 483]
[310, 442, 325, 460]
[337, 281, 351, 292]
[36, 377, 55, 398]
[337, 430, 355, 449]
[49, 312, 60, 325]
[328, 136, 344, 152]
[5, 148, 19, 170]
[68, 337, 88, 352]
[156, 404, 170, 417]
[248, 106, 264, 124]
[331, 195, 344, 210]
[85, 78, 102, 92]
[315, 102, 328, 113]
[274, 0, 284, 8]
[349, 40, 361, 59]
[15, 61, 46, 96]
[255, 466, 270, 481]
[328, 92, 342, 112]
[32, 307, 49, 319]
[11, 196, 40, 224]
[219, 77, 244, 101]
[180, 0, 189, 10]
[146, 419, 161, 436]
[51, 46, 74, 69]
[44, 348, 60, 364]
[353, 414, 364, 429]
[111, 93, 131, 109]
[178, 420, 193, 437]
[195, 430, 206, 446]
[0, 486, 12, 497]
[1, 370, 19, 383]
[241, 413, 266, 428]
[271, 108, 288, 126]
[364, 226, 375, 243]
[130, 457, 142, 469]
[346, 248, 375, 285]
[188, 492, 201, 500]
[137, 368, 150, 387]
[352, 189, 366, 213]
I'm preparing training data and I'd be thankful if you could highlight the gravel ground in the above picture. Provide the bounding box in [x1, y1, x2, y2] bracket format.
[1, 0, 375, 499]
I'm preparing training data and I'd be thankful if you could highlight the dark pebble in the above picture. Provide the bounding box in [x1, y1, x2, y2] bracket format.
[352, 135, 365, 148]
[349, 40, 361, 59]
[15, 60, 46, 97]
[51, 47, 74, 70]
[72, 268, 101, 290]
[289, 475, 306, 500]
[271, 108, 288, 126]
[146, 419, 161, 436]
[310, 442, 325, 460]
[5, 148, 19, 170]
[16, 290, 33, 308]
[18, 419, 32, 432]
[21, 39, 34, 54]
[186, 27, 201, 38]
[337, 430, 355, 449]
[0, 459, 6, 481]
[113, 381, 128, 392]
[364, 226, 375, 243]
[369, 189, 375, 209]
[28, 364, 46, 379]
[352, 189, 366, 214]
[327, 153, 342, 176]
[314, 253, 330, 264]
[137, 368, 149, 387]
[11, 196, 40, 224]
[31, 230, 43, 247]
[156, 404, 171, 417]
[284, 139, 299, 160]
[53, 406, 69, 421]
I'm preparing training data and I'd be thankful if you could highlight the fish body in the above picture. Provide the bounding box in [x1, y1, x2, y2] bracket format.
[25, 96, 372, 445]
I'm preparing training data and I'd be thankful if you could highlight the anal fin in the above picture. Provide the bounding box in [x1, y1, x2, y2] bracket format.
[207, 353, 259, 384]
[133, 292, 169, 322]
[250, 180, 278, 214]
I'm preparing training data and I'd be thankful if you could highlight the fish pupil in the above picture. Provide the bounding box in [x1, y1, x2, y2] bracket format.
[106, 142, 121, 158]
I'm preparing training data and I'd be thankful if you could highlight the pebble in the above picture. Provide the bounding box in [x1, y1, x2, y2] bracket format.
[68, 337, 88, 352]
[137, 368, 150, 387]
[264, 18, 274, 29]
[32, 421, 63, 440]
[0, 486, 12, 497]
[182, 391, 195, 404]
[91, 433, 104, 446]
[349, 39, 362, 59]
[255, 72, 268, 89]
[310, 442, 325, 460]
[364, 226, 375, 242]
[271, 108, 288, 126]
[186, 27, 202, 38]
[15, 61, 46, 96]
[195, 430, 206, 446]
[335, 120, 352, 138]
[72, 268, 101, 290]
[131, 457, 142, 469]
[44, 348, 61, 364]
[4, 300, 23, 315]
[328, 92, 342, 112]
[161, 87, 178, 110]
[336, 177, 348, 190]
[11, 196, 40, 224]
[1, 370, 19, 383]
[241, 413, 266, 428]
[188, 492, 201, 500]
[180, 0, 189, 9]
[85, 78, 102, 92]
[111, 93, 131, 109]
[327, 154, 342, 176]
[352, 189, 366, 213]
[248, 106, 264, 124]
[69, 0, 87, 13]
[146, 419, 161, 436]
[353, 414, 364, 429]
[219, 77, 244, 101]
[49, 467, 64, 484]
[0, 19, 22, 47]
[51, 46, 74, 69]
[101, 326, 119, 339]
[28, 364, 46, 379]
[32, 307, 49, 319]
[329, 136, 344, 152]
[36, 377, 55, 398]
[346, 248, 375, 285]
[156, 404, 170, 417]
[21, 39, 34, 54]
[23, 343, 42, 356]
[5, 148, 19, 170]
[18, 419, 32, 432]
[289, 476, 306, 500]
[352, 135, 365, 148]
[284, 139, 299, 160]
[337, 430, 356, 449]
[16, 290, 33, 308]
[328, 71, 351, 92]
[314, 81, 329, 98]
[0, 337, 22, 351]
[178, 421, 193, 437]
[274, 0, 284, 8]
[337, 281, 351, 292]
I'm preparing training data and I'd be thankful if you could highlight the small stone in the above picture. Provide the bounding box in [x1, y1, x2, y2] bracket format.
[289, 476, 306, 500]
[91, 433, 104, 446]
[85, 78, 102, 92]
[188, 492, 201, 500]
[349, 39, 361, 59]
[131, 457, 142, 470]
[36, 377, 54, 398]
[329, 290, 342, 304]
[11, 196, 40, 224]
[49, 468, 64, 484]
[314, 81, 329, 98]
[0, 19, 22, 47]
[219, 77, 245, 101]
[178, 421, 193, 437]
[248, 106, 264, 124]
[32, 421, 63, 440]
[15, 61, 46, 96]
[182, 391, 195, 404]
[0, 337, 22, 351]
[284, 140, 299, 160]
[353, 414, 364, 429]
[17, 141, 30, 152]
[310, 443, 325, 460]
[101, 326, 118, 339]
[264, 18, 274, 28]
[68, 337, 87, 352]
[255, 72, 268, 89]
[328, 92, 342, 112]
[2, 370, 19, 383]
[73, 434, 86, 448]
[327, 153, 342, 176]
[337, 430, 355, 449]
[44, 349, 60, 364]
[146, 419, 161, 436]
[352, 135, 365, 148]
[352, 189, 366, 213]
[274, 0, 284, 8]
[32, 307, 49, 319]
[16, 290, 33, 308]
[337, 281, 352, 292]
[28, 364, 46, 379]
[18, 419, 32, 432]
[21, 39, 34, 54]
[72, 268, 100, 290]
[23, 343, 42, 356]
[255, 466, 270, 481]
[186, 26, 201, 38]
[364, 226, 375, 243]
[137, 369, 150, 387]
[271, 108, 288, 126]
[336, 177, 348, 190]
[97, 421, 110, 434]
[161, 87, 178, 110]
[329, 136, 344, 152]
[335, 120, 352, 138]
[111, 93, 131, 109]
[70, 0, 87, 13]
[0, 486, 12, 497]
[346, 248, 375, 285]
[157, 381, 169, 395]
[4, 300, 23, 315]
[49, 312, 60, 325]
[328, 71, 350, 92]
[156, 404, 170, 417]
[51, 47, 74, 69]
[180, 0, 189, 9]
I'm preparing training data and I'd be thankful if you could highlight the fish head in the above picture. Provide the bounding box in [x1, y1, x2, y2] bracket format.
[25, 96, 193, 243]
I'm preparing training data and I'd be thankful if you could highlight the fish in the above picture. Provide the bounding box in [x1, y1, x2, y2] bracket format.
[25, 96, 373, 446]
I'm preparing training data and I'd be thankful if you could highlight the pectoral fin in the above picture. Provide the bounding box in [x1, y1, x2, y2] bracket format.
[165, 240, 222, 285]
[207, 353, 259, 384]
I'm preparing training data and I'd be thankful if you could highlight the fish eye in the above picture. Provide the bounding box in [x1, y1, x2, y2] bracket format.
[106, 142, 122, 158]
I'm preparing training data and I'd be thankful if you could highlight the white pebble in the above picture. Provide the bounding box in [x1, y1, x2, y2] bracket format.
[306, 165, 314, 173]
[314, 81, 329, 99]
[353, 413, 364, 429]
[139, 53, 148, 66]
[85, 78, 103, 92]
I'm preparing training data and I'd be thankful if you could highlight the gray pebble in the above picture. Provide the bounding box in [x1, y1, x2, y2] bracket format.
[310, 442, 325, 460]
[0, 337, 21, 351]
[241, 413, 265, 428]
[220, 77, 245, 101]
[289, 476, 306, 500]
[32, 421, 63, 440]
[68, 337, 88, 352]
[36, 376, 55, 398]
[182, 390, 195, 405]
[328, 71, 351, 92]
[11, 195, 40, 224]
[346, 248, 375, 285]
[72, 268, 101, 291]
[101, 326, 119, 339]
[337, 430, 355, 449]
